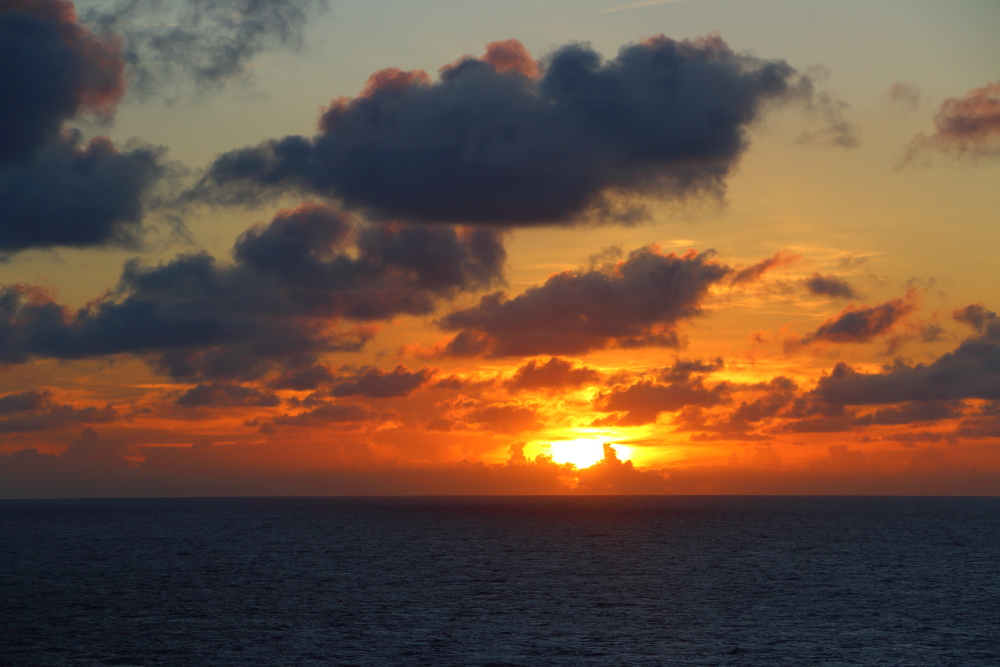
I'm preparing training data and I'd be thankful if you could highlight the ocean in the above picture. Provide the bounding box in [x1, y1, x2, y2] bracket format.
[2, 496, 998, 666]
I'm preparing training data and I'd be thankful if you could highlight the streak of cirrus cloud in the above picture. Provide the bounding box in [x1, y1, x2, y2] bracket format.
[0, 203, 504, 379]
[0, 0, 165, 252]
[189, 35, 855, 225]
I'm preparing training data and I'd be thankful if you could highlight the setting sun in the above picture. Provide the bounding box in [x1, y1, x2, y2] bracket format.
[548, 439, 610, 468]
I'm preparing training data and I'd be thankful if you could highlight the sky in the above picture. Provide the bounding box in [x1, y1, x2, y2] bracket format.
[0, 0, 998, 497]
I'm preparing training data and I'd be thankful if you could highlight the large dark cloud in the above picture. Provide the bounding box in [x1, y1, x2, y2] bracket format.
[0, 0, 124, 164]
[176, 383, 280, 408]
[82, 0, 328, 97]
[189, 35, 839, 225]
[439, 245, 729, 357]
[0, 203, 504, 379]
[815, 312, 1000, 405]
[0, 132, 165, 253]
[0, 1, 169, 253]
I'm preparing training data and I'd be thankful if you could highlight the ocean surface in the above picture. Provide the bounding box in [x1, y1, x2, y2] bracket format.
[2, 496, 998, 666]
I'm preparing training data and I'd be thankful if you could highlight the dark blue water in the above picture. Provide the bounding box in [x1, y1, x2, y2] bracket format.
[2, 497, 998, 666]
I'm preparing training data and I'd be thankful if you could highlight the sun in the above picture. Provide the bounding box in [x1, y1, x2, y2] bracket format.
[548, 438, 608, 468]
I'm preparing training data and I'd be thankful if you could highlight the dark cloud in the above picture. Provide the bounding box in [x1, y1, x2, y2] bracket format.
[82, 0, 328, 97]
[729, 250, 798, 286]
[905, 80, 1000, 160]
[852, 401, 962, 427]
[505, 357, 600, 393]
[953, 304, 996, 333]
[0, 132, 165, 253]
[0, 1, 168, 253]
[329, 365, 434, 398]
[658, 357, 723, 383]
[575, 444, 666, 493]
[815, 315, 1000, 405]
[803, 273, 858, 299]
[439, 246, 729, 357]
[271, 401, 374, 427]
[793, 291, 917, 347]
[0, 203, 504, 379]
[189, 35, 840, 225]
[594, 376, 729, 426]
[0, 390, 116, 434]
[177, 383, 280, 408]
[0, 0, 125, 164]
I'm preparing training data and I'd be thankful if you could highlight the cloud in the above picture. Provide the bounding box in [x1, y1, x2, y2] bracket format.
[465, 403, 543, 434]
[792, 290, 918, 347]
[0, 203, 504, 379]
[189, 35, 835, 225]
[0, 390, 116, 434]
[594, 375, 729, 426]
[271, 401, 375, 427]
[905, 80, 1000, 160]
[504, 357, 600, 393]
[0, 1, 169, 254]
[176, 383, 280, 408]
[815, 314, 1000, 405]
[439, 245, 729, 357]
[852, 401, 962, 427]
[0, 0, 125, 164]
[803, 273, 858, 300]
[0, 132, 166, 253]
[81, 0, 329, 98]
[729, 249, 799, 286]
[887, 81, 921, 112]
[953, 304, 996, 333]
[329, 365, 434, 398]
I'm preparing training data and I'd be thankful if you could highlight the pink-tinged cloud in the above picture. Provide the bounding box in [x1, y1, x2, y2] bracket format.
[0, 0, 125, 163]
[730, 249, 799, 286]
[906, 80, 1000, 159]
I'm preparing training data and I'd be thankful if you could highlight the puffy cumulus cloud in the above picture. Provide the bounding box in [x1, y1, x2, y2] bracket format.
[0, 203, 504, 379]
[905, 80, 1000, 160]
[82, 0, 328, 98]
[0, 132, 165, 253]
[328, 365, 434, 398]
[594, 375, 729, 426]
[803, 273, 858, 300]
[789, 290, 918, 348]
[815, 314, 1000, 405]
[658, 357, 724, 383]
[0, 0, 168, 253]
[504, 357, 600, 393]
[176, 383, 280, 408]
[190, 35, 840, 225]
[0, 389, 116, 434]
[0, 0, 124, 164]
[439, 246, 730, 357]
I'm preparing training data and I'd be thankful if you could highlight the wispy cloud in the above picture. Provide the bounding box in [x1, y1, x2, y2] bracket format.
[598, 0, 694, 14]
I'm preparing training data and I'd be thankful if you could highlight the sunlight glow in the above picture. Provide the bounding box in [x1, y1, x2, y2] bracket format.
[548, 438, 608, 468]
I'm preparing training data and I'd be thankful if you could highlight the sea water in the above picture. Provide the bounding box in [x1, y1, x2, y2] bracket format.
[2, 496, 998, 666]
